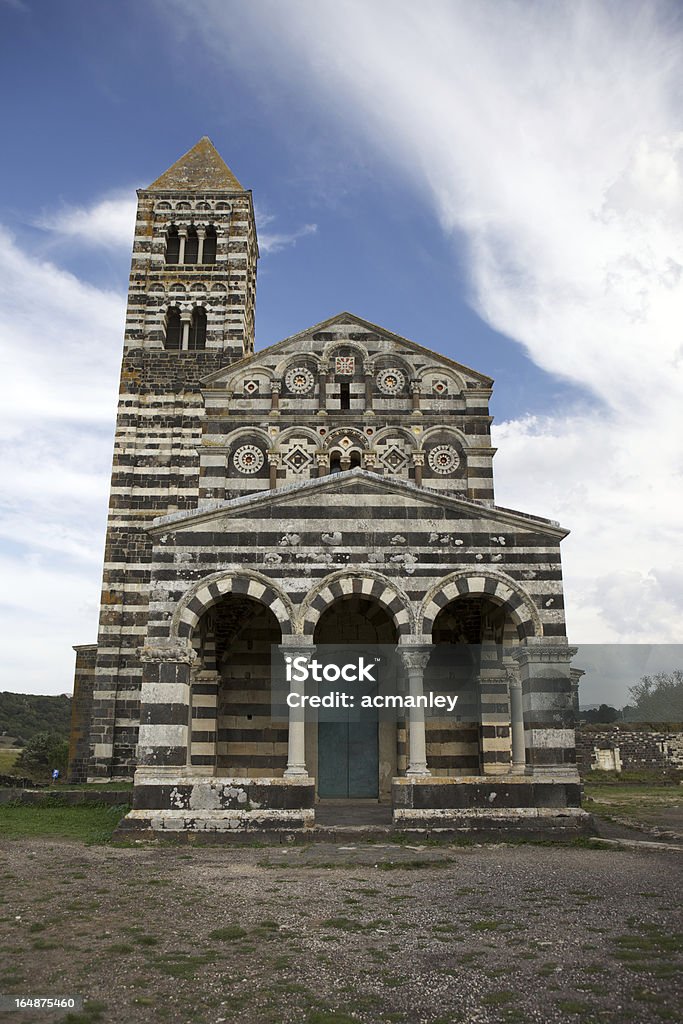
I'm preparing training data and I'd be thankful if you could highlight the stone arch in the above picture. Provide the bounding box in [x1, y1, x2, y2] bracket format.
[420, 366, 466, 395]
[276, 425, 321, 446]
[300, 570, 415, 638]
[227, 367, 275, 393]
[419, 569, 542, 640]
[418, 423, 470, 451]
[172, 569, 296, 640]
[371, 425, 417, 447]
[223, 425, 272, 450]
[322, 339, 369, 365]
[273, 352, 322, 377]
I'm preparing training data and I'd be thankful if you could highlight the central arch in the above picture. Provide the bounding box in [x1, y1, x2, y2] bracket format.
[311, 595, 399, 802]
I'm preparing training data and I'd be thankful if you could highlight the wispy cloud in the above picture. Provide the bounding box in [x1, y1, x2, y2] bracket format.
[36, 192, 137, 250]
[176, 0, 683, 643]
[255, 207, 317, 254]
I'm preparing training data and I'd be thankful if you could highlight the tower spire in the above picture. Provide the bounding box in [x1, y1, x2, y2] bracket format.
[147, 136, 244, 191]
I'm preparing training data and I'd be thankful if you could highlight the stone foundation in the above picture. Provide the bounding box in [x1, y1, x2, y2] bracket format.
[120, 773, 315, 832]
[392, 775, 589, 830]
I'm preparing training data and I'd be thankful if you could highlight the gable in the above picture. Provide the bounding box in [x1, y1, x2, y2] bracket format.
[200, 312, 493, 390]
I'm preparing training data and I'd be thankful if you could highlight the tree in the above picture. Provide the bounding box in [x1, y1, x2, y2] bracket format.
[624, 670, 683, 722]
[14, 732, 69, 779]
[582, 704, 619, 724]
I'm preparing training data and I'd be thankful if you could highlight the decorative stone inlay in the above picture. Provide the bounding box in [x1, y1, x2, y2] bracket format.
[283, 445, 314, 474]
[432, 378, 449, 395]
[377, 367, 406, 394]
[139, 639, 197, 665]
[427, 444, 460, 475]
[243, 379, 259, 394]
[233, 444, 265, 474]
[379, 444, 409, 473]
[284, 366, 315, 394]
[335, 356, 355, 375]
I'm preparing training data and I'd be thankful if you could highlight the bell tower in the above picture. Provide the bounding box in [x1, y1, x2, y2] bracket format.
[78, 138, 259, 781]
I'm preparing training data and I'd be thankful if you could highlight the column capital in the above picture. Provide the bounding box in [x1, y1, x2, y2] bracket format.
[396, 644, 432, 672]
[270, 378, 282, 394]
[278, 638, 316, 656]
[512, 642, 577, 666]
[139, 639, 197, 665]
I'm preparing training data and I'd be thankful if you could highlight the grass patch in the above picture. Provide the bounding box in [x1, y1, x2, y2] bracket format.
[0, 803, 128, 843]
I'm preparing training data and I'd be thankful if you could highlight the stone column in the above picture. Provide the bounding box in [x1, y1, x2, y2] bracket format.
[318, 365, 328, 413]
[410, 380, 422, 414]
[506, 667, 526, 774]
[178, 229, 187, 265]
[270, 379, 281, 413]
[398, 645, 432, 777]
[412, 451, 424, 487]
[268, 452, 280, 490]
[364, 371, 374, 412]
[279, 641, 313, 777]
[180, 310, 191, 351]
[137, 639, 196, 769]
[196, 227, 206, 264]
[511, 641, 579, 777]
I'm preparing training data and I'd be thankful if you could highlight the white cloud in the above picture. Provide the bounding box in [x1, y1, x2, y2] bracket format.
[176, 0, 683, 643]
[0, 227, 124, 694]
[36, 193, 137, 250]
[255, 207, 317, 254]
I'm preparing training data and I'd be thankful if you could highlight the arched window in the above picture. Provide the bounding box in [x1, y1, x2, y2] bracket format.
[185, 226, 199, 264]
[165, 306, 182, 350]
[203, 225, 217, 264]
[188, 307, 206, 350]
[349, 451, 361, 469]
[330, 455, 342, 474]
[165, 226, 180, 265]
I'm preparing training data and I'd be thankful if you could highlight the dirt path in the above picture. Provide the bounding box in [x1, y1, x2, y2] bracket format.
[0, 838, 681, 1024]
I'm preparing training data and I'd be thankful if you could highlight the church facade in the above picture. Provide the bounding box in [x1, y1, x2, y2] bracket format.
[68, 138, 585, 832]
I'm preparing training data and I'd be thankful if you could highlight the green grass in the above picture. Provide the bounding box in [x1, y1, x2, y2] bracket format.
[0, 748, 21, 773]
[583, 781, 683, 828]
[0, 803, 127, 843]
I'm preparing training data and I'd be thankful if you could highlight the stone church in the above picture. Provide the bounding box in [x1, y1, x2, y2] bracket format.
[68, 137, 585, 832]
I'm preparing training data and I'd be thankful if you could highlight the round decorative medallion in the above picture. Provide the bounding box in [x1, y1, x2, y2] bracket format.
[427, 444, 460, 475]
[377, 367, 406, 395]
[285, 366, 315, 394]
[233, 444, 265, 474]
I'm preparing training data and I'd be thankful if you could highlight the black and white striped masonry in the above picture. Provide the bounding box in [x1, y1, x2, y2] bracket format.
[69, 138, 587, 832]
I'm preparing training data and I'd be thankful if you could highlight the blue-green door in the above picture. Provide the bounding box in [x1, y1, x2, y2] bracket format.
[318, 714, 379, 798]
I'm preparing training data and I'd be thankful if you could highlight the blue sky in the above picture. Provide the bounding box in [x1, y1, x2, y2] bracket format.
[1, 0, 682, 702]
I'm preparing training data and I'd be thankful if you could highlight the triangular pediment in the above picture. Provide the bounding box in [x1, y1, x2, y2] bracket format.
[200, 312, 493, 388]
[146, 137, 245, 192]
[148, 470, 566, 539]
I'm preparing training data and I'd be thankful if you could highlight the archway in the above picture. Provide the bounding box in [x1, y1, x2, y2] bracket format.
[190, 594, 283, 775]
[427, 595, 517, 776]
[312, 596, 398, 800]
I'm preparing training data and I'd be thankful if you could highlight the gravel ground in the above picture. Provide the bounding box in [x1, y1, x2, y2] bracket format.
[0, 837, 681, 1024]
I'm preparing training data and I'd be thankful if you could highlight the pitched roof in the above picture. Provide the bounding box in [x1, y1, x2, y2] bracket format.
[148, 469, 567, 539]
[200, 311, 494, 387]
[146, 137, 245, 192]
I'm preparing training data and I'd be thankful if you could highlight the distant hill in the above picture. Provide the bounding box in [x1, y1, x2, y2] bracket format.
[0, 692, 72, 746]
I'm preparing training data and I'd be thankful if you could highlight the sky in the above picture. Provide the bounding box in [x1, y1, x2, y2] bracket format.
[0, 0, 681, 706]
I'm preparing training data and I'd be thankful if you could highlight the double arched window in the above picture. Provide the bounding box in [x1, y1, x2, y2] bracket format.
[165, 224, 218, 265]
[164, 306, 206, 351]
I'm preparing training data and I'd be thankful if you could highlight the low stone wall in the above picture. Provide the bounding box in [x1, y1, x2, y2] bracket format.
[576, 727, 683, 775]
